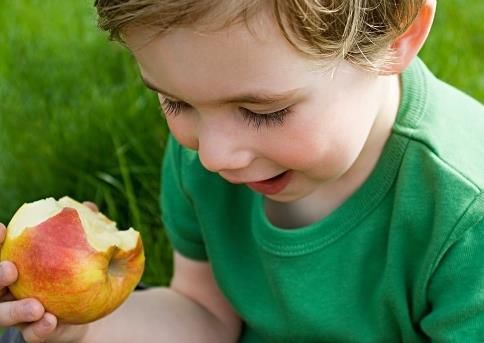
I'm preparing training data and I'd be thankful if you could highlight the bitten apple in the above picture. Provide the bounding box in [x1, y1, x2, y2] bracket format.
[0, 196, 145, 324]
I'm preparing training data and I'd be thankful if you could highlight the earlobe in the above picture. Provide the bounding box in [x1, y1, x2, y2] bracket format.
[382, 0, 437, 74]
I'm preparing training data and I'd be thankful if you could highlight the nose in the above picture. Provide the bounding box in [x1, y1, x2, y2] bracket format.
[197, 123, 254, 173]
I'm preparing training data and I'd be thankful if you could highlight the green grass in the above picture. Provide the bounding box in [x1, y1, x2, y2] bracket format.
[419, 0, 483, 101]
[0, 0, 482, 289]
[0, 1, 172, 286]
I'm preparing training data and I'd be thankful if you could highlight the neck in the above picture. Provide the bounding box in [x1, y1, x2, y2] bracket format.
[348, 73, 401, 182]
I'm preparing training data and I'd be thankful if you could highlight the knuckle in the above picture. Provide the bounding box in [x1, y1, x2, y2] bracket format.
[11, 300, 42, 322]
[9, 302, 24, 322]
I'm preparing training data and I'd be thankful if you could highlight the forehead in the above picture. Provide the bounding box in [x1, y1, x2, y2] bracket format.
[125, 11, 320, 104]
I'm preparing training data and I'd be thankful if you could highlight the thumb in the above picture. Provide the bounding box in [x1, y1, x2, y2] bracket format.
[82, 201, 99, 213]
[0, 223, 7, 244]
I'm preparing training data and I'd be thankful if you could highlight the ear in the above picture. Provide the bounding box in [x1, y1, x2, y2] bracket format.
[381, 0, 436, 74]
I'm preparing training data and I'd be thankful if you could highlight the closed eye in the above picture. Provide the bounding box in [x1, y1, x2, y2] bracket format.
[160, 98, 291, 130]
[160, 98, 187, 115]
[239, 108, 290, 129]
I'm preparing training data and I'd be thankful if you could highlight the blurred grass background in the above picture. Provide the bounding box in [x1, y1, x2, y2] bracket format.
[0, 0, 483, 289]
[0, 1, 172, 286]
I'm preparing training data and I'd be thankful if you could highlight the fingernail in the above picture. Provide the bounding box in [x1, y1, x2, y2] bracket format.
[41, 315, 53, 328]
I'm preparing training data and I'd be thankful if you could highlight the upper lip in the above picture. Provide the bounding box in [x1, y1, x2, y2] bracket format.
[222, 171, 288, 184]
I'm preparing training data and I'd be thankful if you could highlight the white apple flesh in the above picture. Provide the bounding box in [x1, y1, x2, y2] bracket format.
[0, 196, 145, 324]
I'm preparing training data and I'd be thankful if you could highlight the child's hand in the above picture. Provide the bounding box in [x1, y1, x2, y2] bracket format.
[0, 223, 88, 343]
[82, 201, 99, 213]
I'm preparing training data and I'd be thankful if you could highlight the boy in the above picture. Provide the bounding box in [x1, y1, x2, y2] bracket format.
[0, 0, 483, 341]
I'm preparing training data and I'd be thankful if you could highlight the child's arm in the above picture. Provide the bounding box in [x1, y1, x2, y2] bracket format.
[80, 252, 242, 342]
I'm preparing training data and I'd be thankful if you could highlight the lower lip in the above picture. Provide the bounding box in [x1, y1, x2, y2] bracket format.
[246, 171, 292, 195]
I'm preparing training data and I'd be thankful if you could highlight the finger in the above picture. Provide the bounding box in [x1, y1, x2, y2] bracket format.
[0, 261, 18, 294]
[40, 322, 89, 343]
[0, 261, 18, 284]
[0, 298, 44, 327]
[21, 312, 57, 343]
[0, 223, 6, 244]
[83, 201, 99, 212]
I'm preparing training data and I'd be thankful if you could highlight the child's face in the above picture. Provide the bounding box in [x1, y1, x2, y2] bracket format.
[126, 11, 398, 203]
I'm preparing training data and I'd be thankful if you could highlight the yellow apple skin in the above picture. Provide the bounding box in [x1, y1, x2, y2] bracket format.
[0, 207, 145, 324]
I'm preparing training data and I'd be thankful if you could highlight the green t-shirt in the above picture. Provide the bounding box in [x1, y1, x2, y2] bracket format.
[160, 58, 484, 342]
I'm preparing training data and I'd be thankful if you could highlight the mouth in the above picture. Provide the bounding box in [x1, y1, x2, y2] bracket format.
[246, 171, 292, 195]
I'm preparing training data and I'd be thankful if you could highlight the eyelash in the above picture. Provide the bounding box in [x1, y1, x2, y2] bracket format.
[160, 98, 290, 129]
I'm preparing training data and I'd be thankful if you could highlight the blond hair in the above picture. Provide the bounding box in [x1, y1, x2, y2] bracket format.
[95, 0, 424, 71]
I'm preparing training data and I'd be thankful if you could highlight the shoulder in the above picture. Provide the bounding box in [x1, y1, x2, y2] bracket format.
[394, 58, 484, 191]
[389, 59, 484, 248]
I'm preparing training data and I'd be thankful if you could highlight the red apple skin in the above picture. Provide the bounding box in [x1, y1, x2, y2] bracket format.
[0, 207, 145, 324]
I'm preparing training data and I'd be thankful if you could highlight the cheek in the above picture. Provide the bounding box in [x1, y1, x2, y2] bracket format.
[166, 116, 199, 150]
[159, 93, 199, 150]
[262, 105, 370, 173]
[258, 123, 327, 170]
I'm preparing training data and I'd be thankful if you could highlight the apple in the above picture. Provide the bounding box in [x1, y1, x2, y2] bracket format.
[0, 196, 145, 324]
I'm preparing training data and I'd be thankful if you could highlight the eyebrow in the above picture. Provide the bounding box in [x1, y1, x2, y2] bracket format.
[140, 76, 302, 105]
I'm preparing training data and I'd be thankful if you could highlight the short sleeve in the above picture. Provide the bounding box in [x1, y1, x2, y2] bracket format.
[420, 214, 484, 341]
[160, 135, 208, 261]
